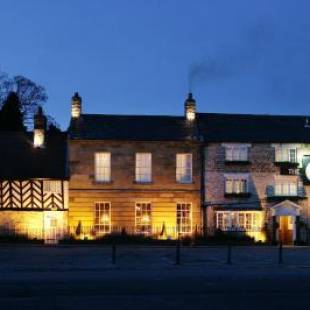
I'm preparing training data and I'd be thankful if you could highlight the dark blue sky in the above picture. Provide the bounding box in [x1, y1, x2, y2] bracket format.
[1, 0, 310, 129]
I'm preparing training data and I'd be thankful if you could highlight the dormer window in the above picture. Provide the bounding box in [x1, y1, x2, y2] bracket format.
[223, 144, 250, 162]
[225, 175, 248, 194]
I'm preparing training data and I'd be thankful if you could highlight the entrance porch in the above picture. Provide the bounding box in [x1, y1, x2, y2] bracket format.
[271, 200, 301, 245]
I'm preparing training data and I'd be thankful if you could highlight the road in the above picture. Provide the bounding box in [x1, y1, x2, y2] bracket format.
[0, 245, 309, 309]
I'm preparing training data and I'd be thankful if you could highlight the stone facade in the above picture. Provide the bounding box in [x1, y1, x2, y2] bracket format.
[205, 142, 310, 244]
[68, 140, 201, 239]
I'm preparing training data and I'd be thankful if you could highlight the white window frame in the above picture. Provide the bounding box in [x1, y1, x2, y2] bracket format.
[274, 145, 298, 163]
[94, 152, 111, 182]
[94, 202, 111, 234]
[216, 211, 261, 232]
[176, 203, 192, 234]
[222, 143, 250, 162]
[224, 174, 249, 194]
[135, 153, 152, 183]
[274, 182, 298, 196]
[176, 153, 193, 183]
[43, 180, 62, 194]
[135, 202, 152, 234]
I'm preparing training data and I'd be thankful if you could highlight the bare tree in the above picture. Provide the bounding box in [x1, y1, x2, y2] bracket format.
[13, 75, 48, 128]
[0, 71, 59, 130]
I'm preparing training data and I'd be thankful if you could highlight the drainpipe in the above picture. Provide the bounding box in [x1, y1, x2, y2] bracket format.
[272, 216, 278, 245]
[295, 216, 301, 245]
[200, 141, 207, 237]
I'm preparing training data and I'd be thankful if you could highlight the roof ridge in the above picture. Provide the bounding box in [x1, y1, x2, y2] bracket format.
[197, 112, 310, 118]
[82, 113, 184, 118]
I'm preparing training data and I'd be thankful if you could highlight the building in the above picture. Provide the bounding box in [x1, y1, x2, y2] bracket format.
[0, 108, 68, 243]
[68, 93, 202, 239]
[199, 113, 310, 244]
[67, 92, 310, 244]
[1, 91, 310, 245]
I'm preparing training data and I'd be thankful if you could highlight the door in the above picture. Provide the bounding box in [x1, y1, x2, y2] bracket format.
[279, 216, 294, 245]
[43, 211, 67, 244]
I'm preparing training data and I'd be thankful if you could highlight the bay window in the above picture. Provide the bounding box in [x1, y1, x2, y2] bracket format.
[225, 174, 249, 195]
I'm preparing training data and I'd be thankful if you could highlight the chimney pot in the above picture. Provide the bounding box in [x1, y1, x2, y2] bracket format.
[184, 92, 196, 121]
[33, 106, 46, 148]
[71, 92, 82, 118]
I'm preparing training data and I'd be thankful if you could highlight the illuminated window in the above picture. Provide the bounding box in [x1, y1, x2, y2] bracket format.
[135, 203, 152, 234]
[95, 152, 111, 182]
[176, 154, 192, 183]
[225, 145, 248, 161]
[43, 181, 61, 194]
[135, 153, 152, 183]
[176, 203, 192, 234]
[275, 183, 297, 196]
[94, 202, 111, 234]
[225, 175, 248, 194]
[216, 211, 261, 231]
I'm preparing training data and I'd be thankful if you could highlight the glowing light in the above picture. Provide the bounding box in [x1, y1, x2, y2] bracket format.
[186, 111, 195, 121]
[71, 103, 81, 118]
[100, 214, 110, 223]
[141, 215, 150, 223]
[34, 129, 45, 148]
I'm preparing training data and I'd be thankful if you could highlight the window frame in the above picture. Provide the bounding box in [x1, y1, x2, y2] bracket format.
[274, 182, 298, 196]
[216, 211, 261, 232]
[43, 180, 62, 194]
[135, 153, 152, 183]
[135, 202, 152, 234]
[176, 203, 192, 234]
[176, 153, 193, 184]
[94, 202, 111, 234]
[94, 152, 111, 183]
[224, 174, 249, 195]
[274, 145, 298, 163]
[225, 145, 249, 162]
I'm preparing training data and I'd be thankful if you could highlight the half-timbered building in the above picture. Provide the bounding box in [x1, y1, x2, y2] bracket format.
[0, 108, 68, 243]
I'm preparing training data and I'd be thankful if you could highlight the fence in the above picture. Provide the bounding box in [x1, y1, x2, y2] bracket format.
[0, 224, 263, 242]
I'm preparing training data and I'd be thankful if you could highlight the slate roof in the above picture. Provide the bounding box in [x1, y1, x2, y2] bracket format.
[198, 113, 310, 143]
[69, 112, 310, 143]
[69, 114, 199, 141]
[0, 132, 68, 180]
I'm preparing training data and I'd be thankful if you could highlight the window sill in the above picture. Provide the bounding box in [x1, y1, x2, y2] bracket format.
[133, 181, 153, 185]
[224, 193, 251, 198]
[176, 181, 195, 184]
[274, 161, 299, 167]
[267, 195, 306, 201]
[92, 180, 113, 185]
[225, 160, 251, 165]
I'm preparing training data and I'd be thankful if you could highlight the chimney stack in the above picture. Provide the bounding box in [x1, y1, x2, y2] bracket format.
[184, 92, 196, 121]
[71, 92, 82, 118]
[33, 106, 47, 148]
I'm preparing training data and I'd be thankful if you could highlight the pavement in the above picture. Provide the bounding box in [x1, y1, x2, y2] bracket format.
[0, 245, 310, 309]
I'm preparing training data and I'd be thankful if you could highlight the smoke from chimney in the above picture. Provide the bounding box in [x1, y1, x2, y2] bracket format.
[187, 20, 272, 92]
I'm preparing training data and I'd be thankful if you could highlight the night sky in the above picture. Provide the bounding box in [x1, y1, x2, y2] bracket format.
[1, 0, 310, 129]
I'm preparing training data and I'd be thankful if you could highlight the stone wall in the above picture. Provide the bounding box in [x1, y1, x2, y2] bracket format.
[69, 140, 202, 238]
[205, 142, 310, 242]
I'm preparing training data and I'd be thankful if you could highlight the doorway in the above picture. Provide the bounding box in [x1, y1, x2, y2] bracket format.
[43, 211, 67, 244]
[279, 216, 294, 245]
